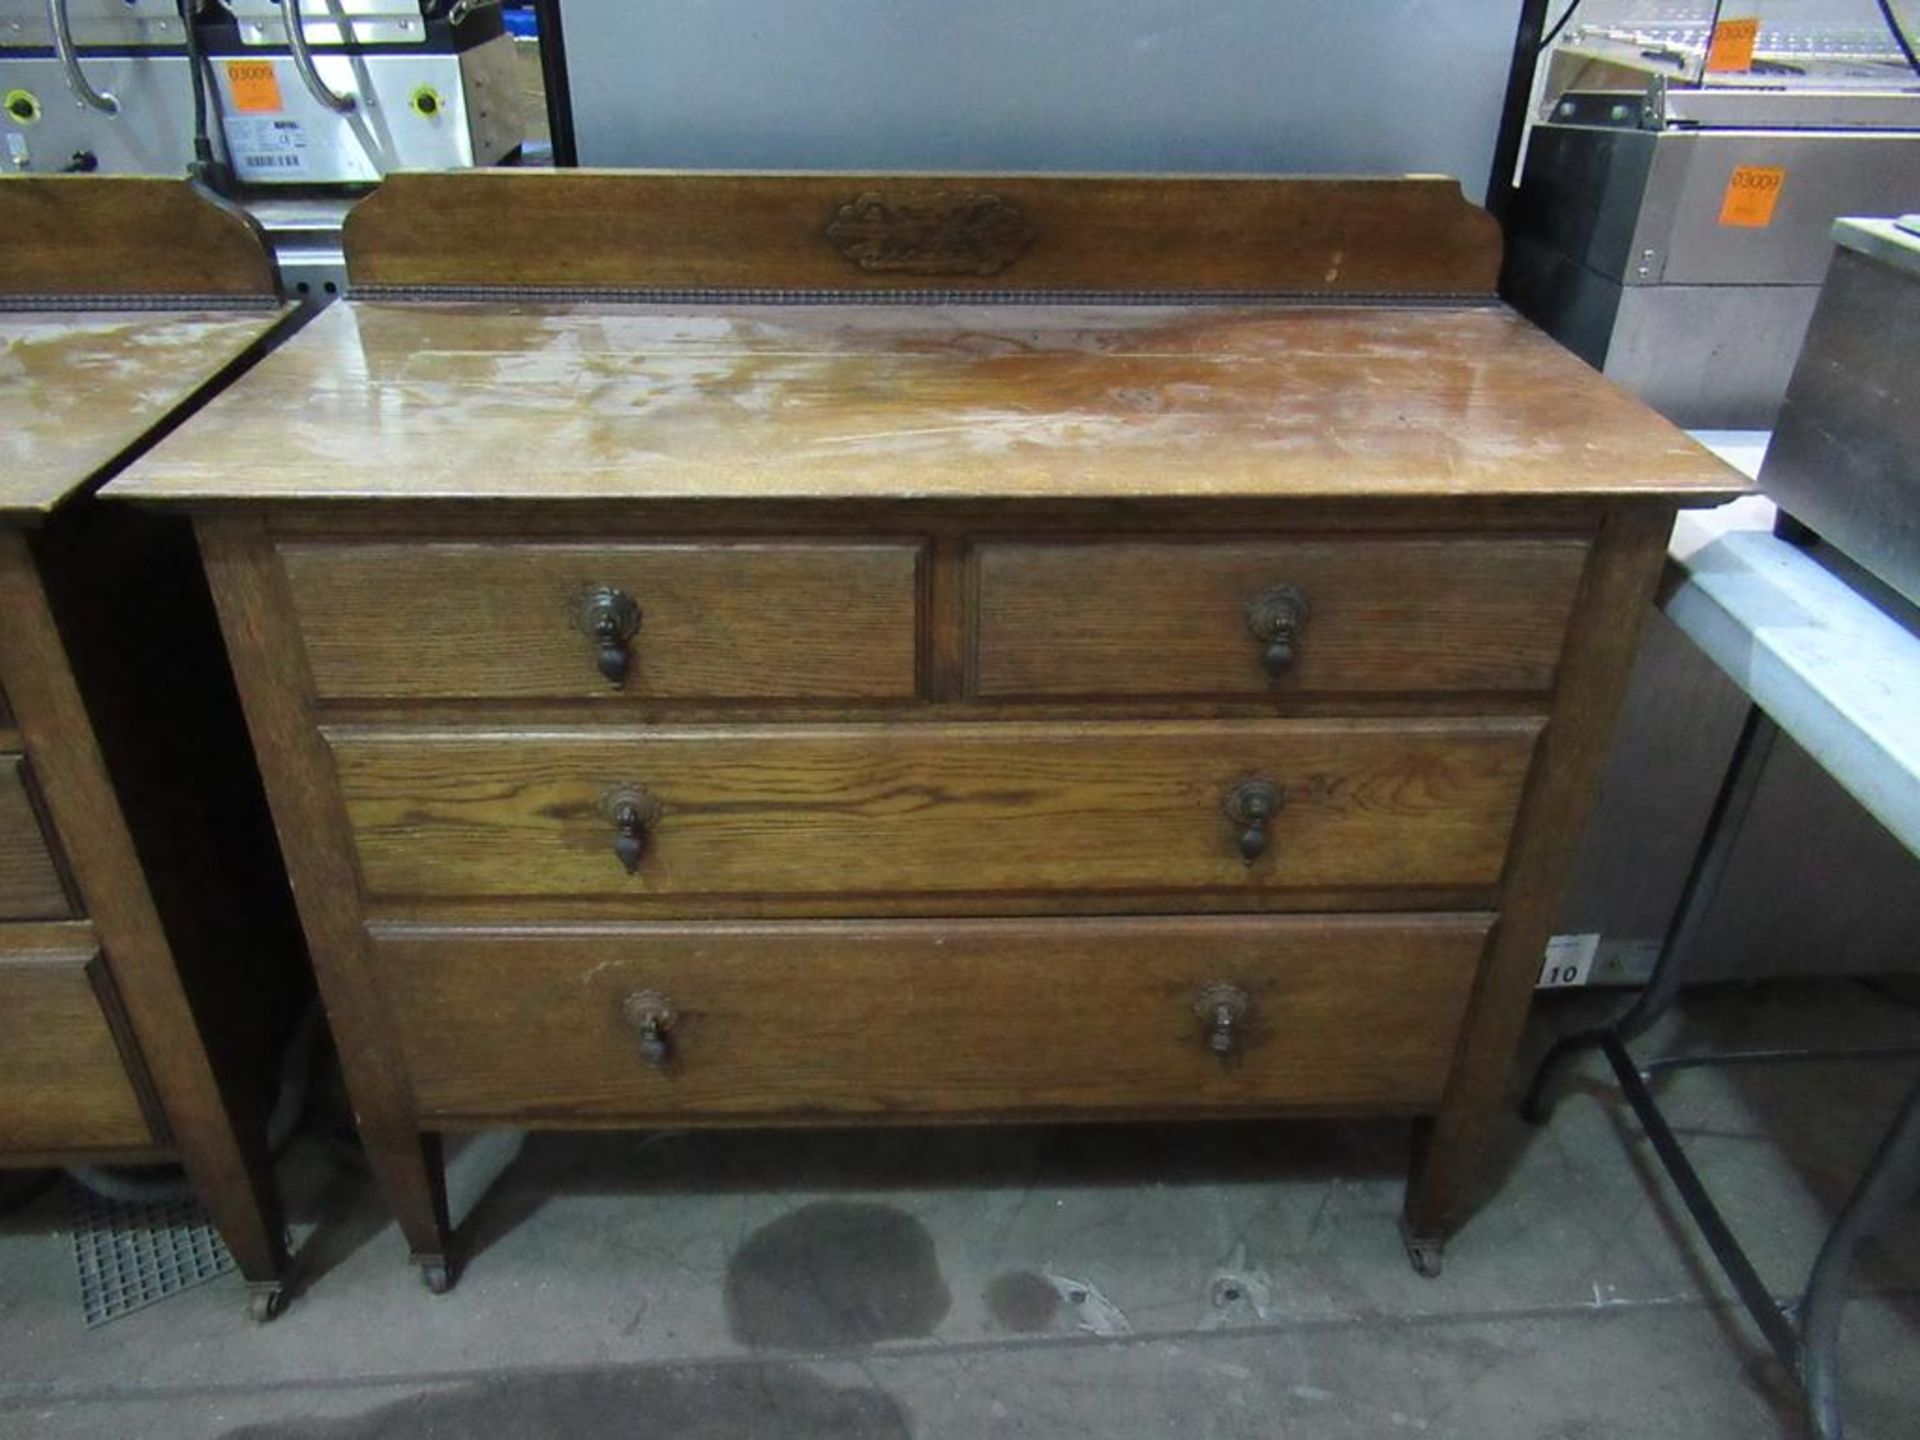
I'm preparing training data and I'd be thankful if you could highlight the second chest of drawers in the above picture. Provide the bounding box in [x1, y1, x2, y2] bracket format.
[110, 170, 1742, 1291]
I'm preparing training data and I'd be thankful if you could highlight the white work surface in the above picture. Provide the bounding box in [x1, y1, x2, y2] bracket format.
[1669, 430, 1920, 859]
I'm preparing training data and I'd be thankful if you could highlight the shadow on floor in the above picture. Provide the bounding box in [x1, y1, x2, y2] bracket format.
[454, 1115, 1416, 1273]
[218, 1359, 912, 1440]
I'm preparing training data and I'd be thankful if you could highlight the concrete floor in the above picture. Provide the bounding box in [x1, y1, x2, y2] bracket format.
[3, 981, 1917, 1439]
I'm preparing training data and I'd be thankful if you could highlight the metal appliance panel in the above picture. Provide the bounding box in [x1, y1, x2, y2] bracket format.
[220, 1, 435, 47]
[1604, 282, 1823, 427]
[1638, 129, 1920, 285]
[1763, 225, 1920, 606]
[0, 0, 187, 48]
[560, 0, 1523, 204]
[0, 54, 202, 174]
[1514, 122, 1920, 286]
[209, 35, 521, 182]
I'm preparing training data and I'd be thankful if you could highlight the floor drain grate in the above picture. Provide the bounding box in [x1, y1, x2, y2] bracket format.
[67, 1179, 234, 1327]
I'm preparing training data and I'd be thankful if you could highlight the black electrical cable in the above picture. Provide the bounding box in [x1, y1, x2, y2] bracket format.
[175, 0, 228, 191]
[1537, 0, 1583, 52]
[1875, 0, 1920, 76]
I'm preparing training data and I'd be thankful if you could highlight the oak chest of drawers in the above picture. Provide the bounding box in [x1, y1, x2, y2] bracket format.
[111, 172, 1744, 1290]
[1, 177, 308, 1318]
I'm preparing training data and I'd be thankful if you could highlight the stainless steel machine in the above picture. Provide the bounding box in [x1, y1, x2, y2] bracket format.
[1763, 214, 1920, 604]
[1, 1, 205, 175]
[2, 1, 528, 183]
[1504, 0, 1920, 427]
[205, 1, 524, 184]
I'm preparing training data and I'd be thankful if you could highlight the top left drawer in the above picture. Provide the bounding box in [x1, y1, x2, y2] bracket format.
[0, 756, 76, 921]
[279, 542, 925, 703]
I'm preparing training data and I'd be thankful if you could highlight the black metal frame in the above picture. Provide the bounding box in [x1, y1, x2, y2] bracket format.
[1525, 705, 1920, 1440]
[530, 0, 577, 167]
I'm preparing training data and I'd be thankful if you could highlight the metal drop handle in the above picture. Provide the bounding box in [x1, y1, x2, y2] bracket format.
[1246, 584, 1311, 681]
[623, 991, 676, 1068]
[1194, 983, 1250, 1061]
[283, 0, 357, 114]
[578, 585, 642, 688]
[47, 0, 117, 115]
[1223, 779, 1283, 864]
[601, 785, 659, 875]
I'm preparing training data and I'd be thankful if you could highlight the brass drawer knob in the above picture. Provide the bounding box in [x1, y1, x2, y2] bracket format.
[601, 784, 660, 875]
[578, 584, 641, 688]
[1223, 778, 1283, 864]
[622, 990, 676, 1068]
[1246, 584, 1311, 681]
[1194, 982, 1250, 1061]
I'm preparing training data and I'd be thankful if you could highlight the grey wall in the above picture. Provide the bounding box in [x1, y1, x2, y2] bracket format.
[563, 0, 1523, 204]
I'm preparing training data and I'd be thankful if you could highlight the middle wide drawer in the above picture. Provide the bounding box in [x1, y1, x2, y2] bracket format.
[330, 717, 1542, 909]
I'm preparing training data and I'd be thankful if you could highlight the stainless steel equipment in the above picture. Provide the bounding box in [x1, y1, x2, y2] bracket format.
[1762, 215, 1920, 606]
[1503, 1, 1920, 427]
[0, 1, 203, 174]
[557, 0, 1523, 203]
[204, 1, 525, 184]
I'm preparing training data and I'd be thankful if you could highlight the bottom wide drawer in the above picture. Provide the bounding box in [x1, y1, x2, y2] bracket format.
[370, 914, 1491, 1122]
[0, 938, 156, 1152]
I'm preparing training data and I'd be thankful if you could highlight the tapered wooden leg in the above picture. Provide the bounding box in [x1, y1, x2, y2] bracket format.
[1403, 508, 1677, 1265]
[0, 537, 296, 1315]
[174, 1117, 289, 1286]
[370, 1130, 456, 1291]
[200, 519, 456, 1292]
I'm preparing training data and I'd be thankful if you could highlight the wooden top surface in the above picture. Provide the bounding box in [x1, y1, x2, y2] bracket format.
[0, 308, 292, 518]
[109, 299, 1745, 508]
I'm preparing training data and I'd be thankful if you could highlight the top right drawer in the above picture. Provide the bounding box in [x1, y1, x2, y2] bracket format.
[972, 538, 1589, 700]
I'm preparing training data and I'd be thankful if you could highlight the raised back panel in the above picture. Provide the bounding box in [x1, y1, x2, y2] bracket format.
[343, 170, 1503, 297]
[0, 176, 278, 301]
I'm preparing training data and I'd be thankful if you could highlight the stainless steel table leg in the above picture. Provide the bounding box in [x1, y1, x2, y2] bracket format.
[1801, 1074, 1920, 1440]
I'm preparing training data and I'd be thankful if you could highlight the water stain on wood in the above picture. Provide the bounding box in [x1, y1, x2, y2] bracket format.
[724, 1200, 952, 1349]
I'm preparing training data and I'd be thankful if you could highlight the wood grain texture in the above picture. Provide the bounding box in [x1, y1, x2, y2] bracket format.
[0, 754, 75, 920]
[1403, 504, 1677, 1243]
[973, 537, 1590, 699]
[370, 914, 1492, 1122]
[0, 941, 154, 1151]
[342, 171, 1502, 295]
[329, 718, 1542, 906]
[105, 301, 1746, 507]
[0, 531, 284, 1277]
[0, 308, 293, 518]
[0, 177, 278, 299]
[197, 516, 452, 1267]
[281, 540, 924, 702]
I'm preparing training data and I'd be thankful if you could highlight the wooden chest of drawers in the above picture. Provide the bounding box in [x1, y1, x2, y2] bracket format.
[0, 178, 308, 1319]
[111, 172, 1744, 1290]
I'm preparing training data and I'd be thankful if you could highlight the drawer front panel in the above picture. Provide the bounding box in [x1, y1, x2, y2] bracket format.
[280, 541, 925, 702]
[333, 718, 1541, 905]
[973, 538, 1588, 698]
[0, 942, 154, 1151]
[373, 914, 1491, 1120]
[0, 756, 75, 921]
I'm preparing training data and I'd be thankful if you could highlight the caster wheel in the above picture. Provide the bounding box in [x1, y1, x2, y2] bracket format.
[1405, 1238, 1445, 1279]
[419, 1260, 454, 1295]
[247, 1286, 287, 1323]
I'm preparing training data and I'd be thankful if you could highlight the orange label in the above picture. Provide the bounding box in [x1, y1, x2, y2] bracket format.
[1706, 16, 1759, 73]
[225, 60, 283, 114]
[1719, 165, 1786, 227]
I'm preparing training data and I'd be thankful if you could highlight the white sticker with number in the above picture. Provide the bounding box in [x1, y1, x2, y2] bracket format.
[1537, 933, 1600, 989]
